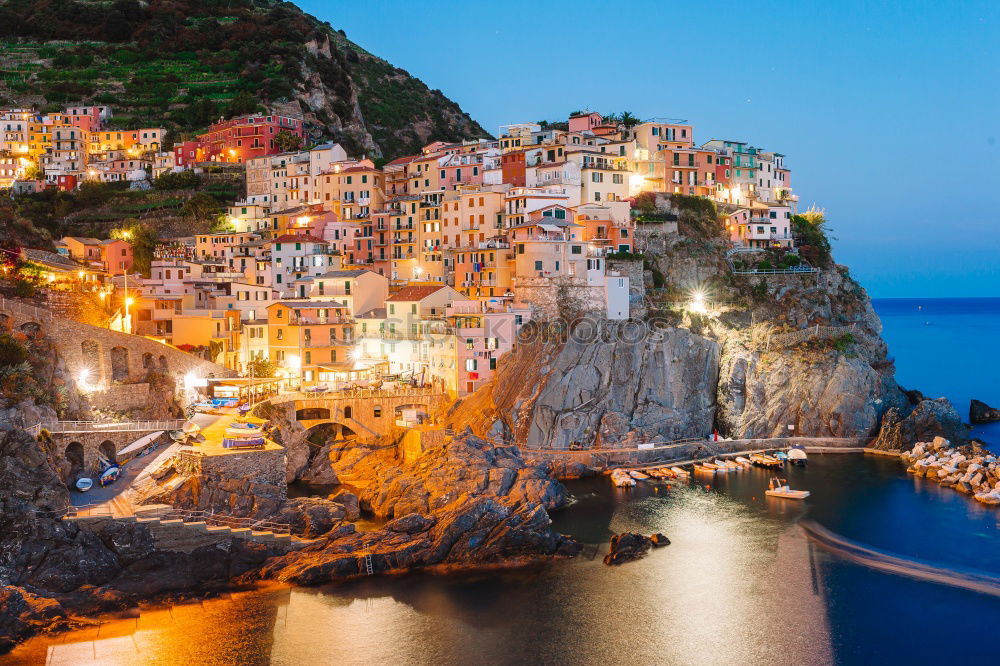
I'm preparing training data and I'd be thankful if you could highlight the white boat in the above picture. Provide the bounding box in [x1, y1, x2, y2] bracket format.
[735, 456, 751, 467]
[788, 448, 808, 466]
[628, 470, 650, 480]
[670, 466, 690, 478]
[75, 477, 93, 492]
[764, 478, 810, 500]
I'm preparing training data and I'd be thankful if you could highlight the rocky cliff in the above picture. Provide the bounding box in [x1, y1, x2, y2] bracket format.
[0, 0, 489, 158]
[447, 199, 963, 449]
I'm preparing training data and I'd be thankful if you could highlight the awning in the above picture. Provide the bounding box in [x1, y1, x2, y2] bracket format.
[539, 224, 561, 232]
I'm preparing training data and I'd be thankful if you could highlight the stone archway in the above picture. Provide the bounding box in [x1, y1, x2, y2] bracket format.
[297, 407, 331, 421]
[19, 321, 40, 336]
[158, 355, 167, 370]
[65, 442, 85, 477]
[110, 346, 129, 382]
[305, 422, 356, 446]
[142, 352, 155, 369]
[98, 440, 117, 467]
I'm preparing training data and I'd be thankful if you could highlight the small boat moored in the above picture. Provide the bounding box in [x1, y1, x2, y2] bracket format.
[628, 470, 650, 480]
[610, 469, 636, 487]
[764, 477, 810, 500]
[788, 447, 808, 466]
[670, 466, 690, 478]
[75, 477, 93, 492]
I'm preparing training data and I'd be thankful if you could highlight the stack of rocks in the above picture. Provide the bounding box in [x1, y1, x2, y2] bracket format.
[902, 436, 1000, 505]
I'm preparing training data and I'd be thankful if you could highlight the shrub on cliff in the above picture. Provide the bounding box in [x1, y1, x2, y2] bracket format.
[792, 211, 833, 268]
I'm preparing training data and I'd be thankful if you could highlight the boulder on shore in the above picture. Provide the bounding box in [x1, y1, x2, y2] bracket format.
[970, 399, 1000, 424]
[870, 398, 969, 451]
[604, 533, 658, 565]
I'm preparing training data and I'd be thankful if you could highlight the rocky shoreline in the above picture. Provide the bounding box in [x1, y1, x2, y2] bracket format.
[902, 437, 1000, 504]
[0, 427, 580, 652]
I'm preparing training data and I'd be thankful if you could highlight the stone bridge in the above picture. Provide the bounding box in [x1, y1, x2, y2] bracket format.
[267, 389, 449, 443]
[0, 297, 235, 402]
[34, 419, 185, 477]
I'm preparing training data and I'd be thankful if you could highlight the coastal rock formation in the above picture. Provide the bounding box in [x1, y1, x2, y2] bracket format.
[603, 532, 660, 565]
[326, 432, 568, 517]
[445, 321, 720, 448]
[0, 587, 68, 653]
[970, 399, 1000, 424]
[902, 437, 999, 503]
[254, 495, 579, 585]
[870, 399, 970, 452]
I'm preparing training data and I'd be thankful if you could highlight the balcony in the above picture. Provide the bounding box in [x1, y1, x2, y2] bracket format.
[581, 161, 625, 171]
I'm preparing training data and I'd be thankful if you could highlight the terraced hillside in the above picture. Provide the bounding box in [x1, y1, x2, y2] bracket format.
[0, 0, 490, 158]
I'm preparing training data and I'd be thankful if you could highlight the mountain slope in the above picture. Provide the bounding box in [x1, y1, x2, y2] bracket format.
[0, 0, 490, 158]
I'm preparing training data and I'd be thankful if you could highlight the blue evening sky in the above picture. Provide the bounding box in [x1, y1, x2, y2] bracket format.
[302, 0, 1000, 298]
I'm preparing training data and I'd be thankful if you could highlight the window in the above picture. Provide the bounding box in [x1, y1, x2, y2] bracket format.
[374, 406, 382, 417]
[465, 358, 477, 371]
[466, 338, 474, 350]
[534, 260, 543, 271]
[276, 329, 283, 340]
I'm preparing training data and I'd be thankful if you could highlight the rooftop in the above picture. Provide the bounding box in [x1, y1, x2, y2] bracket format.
[385, 285, 448, 302]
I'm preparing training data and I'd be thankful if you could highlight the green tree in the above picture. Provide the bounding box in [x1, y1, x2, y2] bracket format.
[182, 192, 222, 223]
[246, 357, 276, 378]
[274, 129, 303, 153]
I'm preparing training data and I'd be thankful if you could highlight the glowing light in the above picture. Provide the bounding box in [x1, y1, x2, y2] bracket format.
[287, 354, 301, 370]
[297, 215, 311, 226]
[120, 230, 132, 241]
[77, 368, 93, 391]
[77, 271, 85, 279]
[350, 347, 363, 361]
[46, 273, 55, 283]
[184, 371, 207, 389]
[125, 297, 135, 306]
[688, 290, 708, 315]
[98, 291, 106, 300]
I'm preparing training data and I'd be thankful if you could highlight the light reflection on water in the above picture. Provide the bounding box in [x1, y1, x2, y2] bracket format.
[9, 456, 1000, 666]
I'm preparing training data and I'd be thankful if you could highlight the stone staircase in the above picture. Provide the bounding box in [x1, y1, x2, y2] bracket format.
[67, 510, 311, 554]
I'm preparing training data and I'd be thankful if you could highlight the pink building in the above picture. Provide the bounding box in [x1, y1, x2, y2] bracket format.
[568, 112, 603, 134]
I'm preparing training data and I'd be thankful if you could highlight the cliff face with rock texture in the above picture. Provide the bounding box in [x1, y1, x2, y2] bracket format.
[446, 321, 720, 447]
[249, 433, 579, 585]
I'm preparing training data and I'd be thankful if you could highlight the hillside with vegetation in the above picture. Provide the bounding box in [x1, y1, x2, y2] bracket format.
[0, 0, 490, 158]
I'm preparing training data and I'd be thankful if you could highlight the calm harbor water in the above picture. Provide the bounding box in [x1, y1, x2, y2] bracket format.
[7, 298, 1000, 665]
[8, 456, 1000, 666]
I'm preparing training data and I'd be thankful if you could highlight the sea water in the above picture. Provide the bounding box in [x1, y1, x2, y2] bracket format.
[873, 297, 1000, 444]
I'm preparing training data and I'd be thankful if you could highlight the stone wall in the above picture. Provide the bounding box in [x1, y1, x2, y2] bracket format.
[0, 299, 235, 405]
[513, 276, 607, 320]
[179, 448, 287, 499]
[86, 383, 151, 412]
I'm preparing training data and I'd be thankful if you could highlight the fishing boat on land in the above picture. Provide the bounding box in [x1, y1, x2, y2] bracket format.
[610, 469, 636, 487]
[628, 470, 650, 480]
[222, 419, 266, 449]
[764, 477, 810, 500]
[99, 466, 120, 487]
[75, 477, 93, 492]
[670, 466, 690, 478]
